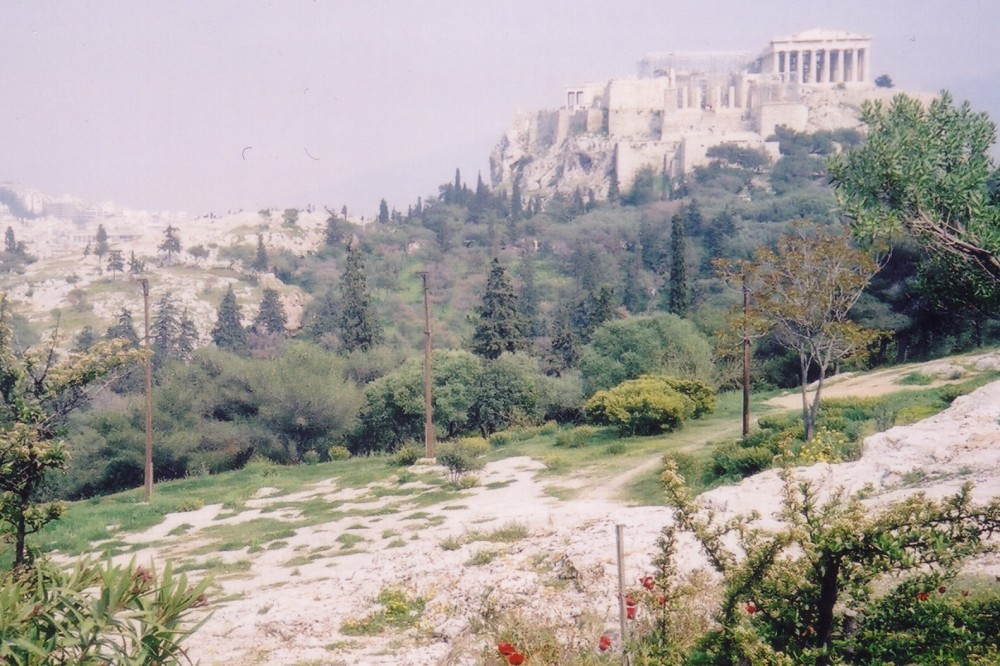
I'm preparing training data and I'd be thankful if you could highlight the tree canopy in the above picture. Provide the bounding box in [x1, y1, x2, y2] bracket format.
[830, 92, 1000, 283]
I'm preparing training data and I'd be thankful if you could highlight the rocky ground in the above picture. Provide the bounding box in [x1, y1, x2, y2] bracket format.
[99, 354, 1000, 666]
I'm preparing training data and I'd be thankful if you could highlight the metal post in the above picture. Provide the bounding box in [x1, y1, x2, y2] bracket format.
[138, 278, 154, 501]
[418, 272, 434, 458]
[616, 524, 631, 665]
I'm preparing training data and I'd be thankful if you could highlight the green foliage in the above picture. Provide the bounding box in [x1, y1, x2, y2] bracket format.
[210, 285, 248, 354]
[0, 557, 210, 664]
[338, 242, 383, 353]
[435, 437, 488, 481]
[579, 313, 716, 395]
[470, 258, 530, 359]
[830, 92, 1000, 282]
[657, 464, 1000, 665]
[157, 225, 182, 262]
[585, 375, 714, 436]
[469, 353, 542, 436]
[252, 288, 287, 335]
[0, 296, 143, 565]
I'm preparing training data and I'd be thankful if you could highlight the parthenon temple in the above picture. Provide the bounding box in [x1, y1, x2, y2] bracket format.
[491, 29, 892, 199]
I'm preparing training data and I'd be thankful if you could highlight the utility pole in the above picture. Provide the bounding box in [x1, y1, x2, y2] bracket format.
[742, 273, 751, 438]
[138, 278, 154, 501]
[417, 271, 434, 457]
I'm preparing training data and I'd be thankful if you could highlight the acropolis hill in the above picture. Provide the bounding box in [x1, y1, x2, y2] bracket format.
[490, 28, 905, 200]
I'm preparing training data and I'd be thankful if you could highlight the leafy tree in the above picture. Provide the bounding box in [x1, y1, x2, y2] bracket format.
[282, 208, 299, 226]
[469, 353, 541, 437]
[304, 286, 339, 344]
[578, 313, 716, 395]
[0, 296, 141, 565]
[253, 288, 288, 335]
[470, 258, 529, 359]
[72, 326, 99, 352]
[874, 73, 894, 88]
[252, 234, 269, 273]
[656, 463, 1000, 665]
[338, 242, 383, 353]
[667, 213, 689, 315]
[324, 208, 347, 246]
[738, 225, 882, 440]
[158, 224, 182, 262]
[94, 224, 110, 266]
[188, 244, 210, 263]
[211, 284, 248, 354]
[830, 92, 1000, 283]
[547, 306, 579, 375]
[106, 248, 125, 279]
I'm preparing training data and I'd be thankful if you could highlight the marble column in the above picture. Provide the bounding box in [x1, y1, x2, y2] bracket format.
[820, 50, 828, 83]
[860, 48, 870, 83]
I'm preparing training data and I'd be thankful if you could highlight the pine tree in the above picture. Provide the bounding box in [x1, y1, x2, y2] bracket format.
[338, 242, 382, 353]
[306, 287, 339, 341]
[73, 326, 99, 352]
[607, 153, 621, 203]
[253, 234, 269, 272]
[106, 308, 141, 348]
[152, 292, 179, 365]
[253, 288, 287, 335]
[159, 225, 182, 262]
[621, 245, 648, 314]
[548, 306, 579, 373]
[470, 258, 530, 359]
[378, 199, 390, 225]
[177, 308, 198, 359]
[667, 212, 689, 316]
[4, 227, 16, 253]
[106, 249, 125, 279]
[211, 285, 248, 353]
[94, 224, 110, 266]
[324, 209, 345, 246]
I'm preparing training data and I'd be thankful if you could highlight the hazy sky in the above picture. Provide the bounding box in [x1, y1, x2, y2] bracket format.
[3, 1, 999, 217]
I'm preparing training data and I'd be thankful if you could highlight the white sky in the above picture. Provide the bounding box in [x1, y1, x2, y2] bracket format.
[2, 0, 999, 217]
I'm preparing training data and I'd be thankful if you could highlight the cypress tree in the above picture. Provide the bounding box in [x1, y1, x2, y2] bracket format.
[338, 242, 382, 353]
[510, 179, 523, 221]
[94, 224, 110, 264]
[667, 213, 689, 316]
[212, 284, 248, 353]
[306, 287, 339, 341]
[548, 306, 579, 374]
[515, 248, 541, 336]
[470, 258, 530, 359]
[253, 288, 288, 335]
[4, 227, 16, 253]
[378, 199, 390, 225]
[253, 234, 269, 272]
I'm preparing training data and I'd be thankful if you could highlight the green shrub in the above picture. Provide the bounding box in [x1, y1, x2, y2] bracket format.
[327, 445, 351, 461]
[489, 431, 513, 448]
[585, 376, 714, 436]
[436, 438, 488, 481]
[0, 558, 210, 665]
[391, 444, 423, 467]
[710, 443, 776, 480]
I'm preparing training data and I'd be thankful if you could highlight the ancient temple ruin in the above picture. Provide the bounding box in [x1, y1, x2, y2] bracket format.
[491, 29, 889, 200]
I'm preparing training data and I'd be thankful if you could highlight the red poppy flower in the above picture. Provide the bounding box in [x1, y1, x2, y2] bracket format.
[938, 585, 947, 594]
[497, 642, 516, 656]
[745, 602, 757, 614]
[640, 575, 655, 590]
[507, 653, 526, 665]
[916, 592, 930, 602]
[961, 590, 970, 597]
[657, 595, 666, 606]
[598, 635, 612, 651]
[625, 595, 637, 607]
[626, 605, 637, 619]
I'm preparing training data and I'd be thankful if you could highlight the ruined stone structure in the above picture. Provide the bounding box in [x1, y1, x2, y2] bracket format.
[491, 29, 892, 201]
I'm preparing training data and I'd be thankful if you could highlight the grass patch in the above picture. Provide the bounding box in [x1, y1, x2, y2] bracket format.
[340, 588, 427, 636]
[466, 547, 504, 566]
[188, 518, 297, 555]
[166, 522, 194, 537]
[336, 533, 366, 550]
[896, 371, 935, 386]
[468, 521, 530, 543]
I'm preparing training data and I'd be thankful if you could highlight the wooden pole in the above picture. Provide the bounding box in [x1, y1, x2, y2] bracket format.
[418, 271, 434, 458]
[138, 278, 154, 502]
[742, 274, 751, 438]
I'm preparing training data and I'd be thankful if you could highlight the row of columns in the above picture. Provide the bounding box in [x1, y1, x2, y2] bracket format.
[772, 47, 869, 85]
